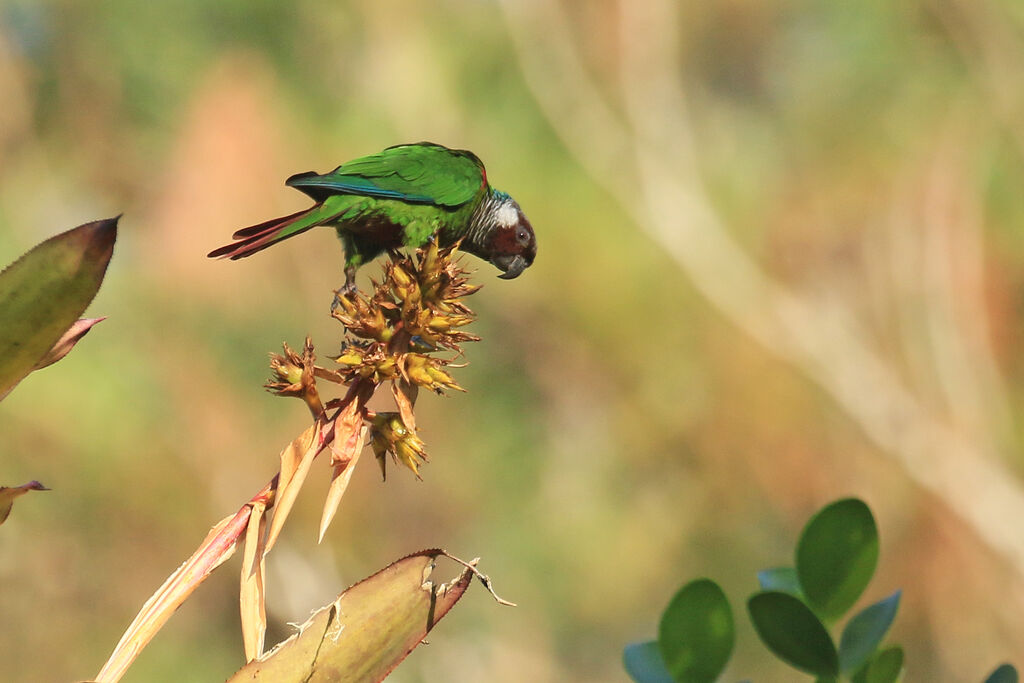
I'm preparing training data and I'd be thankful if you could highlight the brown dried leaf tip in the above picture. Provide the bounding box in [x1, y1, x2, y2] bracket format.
[266, 337, 324, 418]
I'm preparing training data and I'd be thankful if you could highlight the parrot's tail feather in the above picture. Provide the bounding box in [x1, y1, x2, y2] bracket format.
[230, 208, 310, 239]
[208, 207, 325, 260]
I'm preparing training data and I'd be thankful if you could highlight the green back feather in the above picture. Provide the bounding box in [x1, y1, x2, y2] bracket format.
[287, 142, 486, 208]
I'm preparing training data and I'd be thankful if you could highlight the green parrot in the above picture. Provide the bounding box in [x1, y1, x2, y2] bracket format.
[208, 142, 536, 291]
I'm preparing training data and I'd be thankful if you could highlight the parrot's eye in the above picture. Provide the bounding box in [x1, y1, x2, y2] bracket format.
[515, 227, 531, 246]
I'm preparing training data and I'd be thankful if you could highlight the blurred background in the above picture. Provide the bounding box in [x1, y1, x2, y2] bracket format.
[2, 0, 1024, 680]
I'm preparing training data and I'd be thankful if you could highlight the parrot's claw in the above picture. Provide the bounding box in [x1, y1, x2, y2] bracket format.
[331, 273, 359, 313]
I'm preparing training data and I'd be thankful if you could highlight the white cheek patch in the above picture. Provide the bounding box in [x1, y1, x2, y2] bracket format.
[496, 202, 519, 228]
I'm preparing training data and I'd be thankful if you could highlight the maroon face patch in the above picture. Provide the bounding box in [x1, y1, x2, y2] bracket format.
[490, 213, 536, 263]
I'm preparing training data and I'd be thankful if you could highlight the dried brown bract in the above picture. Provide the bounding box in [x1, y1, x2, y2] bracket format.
[266, 337, 323, 418]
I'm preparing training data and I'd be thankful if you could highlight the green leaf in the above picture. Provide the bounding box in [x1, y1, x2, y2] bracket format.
[796, 498, 878, 620]
[0, 218, 117, 400]
[985, 664, 1019, 683]
[229, 550, 475, 682]
[851, 645, 904, 683]
[758, 567, 801, 595]
[839, 590, 901, 672]
[657, 579, 734, 683]
[747, 590, 838, 677]
[623, 641, 675, 683]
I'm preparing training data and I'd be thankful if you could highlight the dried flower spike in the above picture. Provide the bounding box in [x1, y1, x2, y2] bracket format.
[269, 244, 482, 479]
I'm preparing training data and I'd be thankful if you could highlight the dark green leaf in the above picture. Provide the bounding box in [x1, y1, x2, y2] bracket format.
[0, 218, 117, 400]
[839, 590, 901, 672]
[623, 641, 675, 683]
[657, 579, 734, 683]
[758, 567, 801, 595]
[796, 498, 878, 620]
[985, 664, 1019, 683]
[747, 591, 838, 677]
[851, 646, 904, 683]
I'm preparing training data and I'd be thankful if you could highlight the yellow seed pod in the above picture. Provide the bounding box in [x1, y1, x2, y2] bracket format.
[404, 353, 427, 370]
[334, 351, 364, 366]
[388, 413, 406, 433]
[390, 263, 414, 288]
[425, 364, 456, 386]
[406, 364, 434, 388]
[427, 316, 451, 332]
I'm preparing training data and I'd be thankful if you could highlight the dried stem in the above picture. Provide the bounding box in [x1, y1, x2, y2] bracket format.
[96, 244, 482, 681]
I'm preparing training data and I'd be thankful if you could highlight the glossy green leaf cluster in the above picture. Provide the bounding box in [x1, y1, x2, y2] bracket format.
[624, 498, 1017, 683]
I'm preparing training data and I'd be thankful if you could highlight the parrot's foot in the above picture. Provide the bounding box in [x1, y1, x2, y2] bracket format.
[331, 267, 360, 313]
[343, 265, 358, 293]
[331, 286, 357, 312]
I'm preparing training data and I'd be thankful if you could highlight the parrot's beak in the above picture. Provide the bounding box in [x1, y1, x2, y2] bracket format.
[496, 254, 528, 279]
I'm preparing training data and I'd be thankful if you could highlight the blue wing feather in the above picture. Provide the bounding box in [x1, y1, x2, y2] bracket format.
[286, 142, 485, 207]
[286, 171, 435, 204]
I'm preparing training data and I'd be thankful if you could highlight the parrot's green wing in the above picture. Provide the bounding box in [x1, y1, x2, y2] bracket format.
[286, 142, 486, 208]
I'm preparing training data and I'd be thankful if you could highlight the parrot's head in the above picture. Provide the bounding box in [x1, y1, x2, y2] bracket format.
[478, 194, 536, 280]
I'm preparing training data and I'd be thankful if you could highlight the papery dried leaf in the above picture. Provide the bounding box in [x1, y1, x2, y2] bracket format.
[241, 501, 268, 662]
[266, 420, 324, 555]
[0, 480, 49, 525]
[318, 424, 368, 543]
[32, 317, 105, 370]
[96, 509, 250, 683]
[312, 365, 347, 385]
[391, 379, 418, 434]
[227, 550, 475, 683]
[329, 395, 366, 467]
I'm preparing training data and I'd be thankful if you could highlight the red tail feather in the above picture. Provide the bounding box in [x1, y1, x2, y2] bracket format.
[208, 208, 314, 260]
[230, 209, 309, 239]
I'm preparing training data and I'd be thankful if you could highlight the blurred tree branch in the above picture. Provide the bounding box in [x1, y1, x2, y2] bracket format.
[500, 0, 1024, 582]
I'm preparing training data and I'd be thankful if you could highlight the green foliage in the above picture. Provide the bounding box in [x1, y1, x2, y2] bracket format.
[986, 664, 1020, 683]
[622, 641, 675, 683]
[747, 591, 838, 677]
[625, 578, 735, 683]
[796, 498, 879, 621]
[851, 646, 903, 683]
[625, 498, 1017, 682]
[0, 218, 117, 400]
[757, 567, 802, 596]
[838, 591, 901, 673]
[657, 579, 734, 683]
